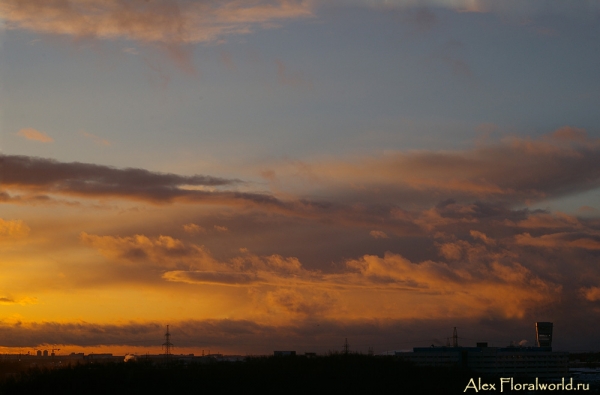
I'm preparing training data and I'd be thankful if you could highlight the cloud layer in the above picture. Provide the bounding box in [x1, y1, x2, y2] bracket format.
[0, 0, 313, 44]
[5, 0, 594, 46]
[0, 314, 596, 354]
[5, 129, 600, 212]
[2, 128, 600, 353]
[77, 227, 563, 322]
[262, 127, 600, 207]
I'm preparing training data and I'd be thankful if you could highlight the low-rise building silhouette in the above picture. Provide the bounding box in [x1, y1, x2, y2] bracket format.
[395, 322, 568, 378]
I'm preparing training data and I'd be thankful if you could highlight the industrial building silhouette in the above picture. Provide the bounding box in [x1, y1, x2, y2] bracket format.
[395, 322, 568, 378]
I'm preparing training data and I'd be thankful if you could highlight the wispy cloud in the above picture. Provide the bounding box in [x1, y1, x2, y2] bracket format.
[515, 232, 600, 251]
[0, 0, 314, 45]
[275, 59, 311, 88]
[80, 131, 111, 146]
[183, 223, 206, 234]
[369, 230, 389, 239]
[121, 47, 139, 55]
[344, 0, 487, 13]
[163, 271, 258, 286]
[345, 0, 600, 16]
[16, 128, 54, 143]
[0, 296, 37, 305]
[0, 0, 315, 73]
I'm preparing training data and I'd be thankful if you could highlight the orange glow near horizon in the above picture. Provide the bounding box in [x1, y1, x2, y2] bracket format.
[2, 0, 600, 353]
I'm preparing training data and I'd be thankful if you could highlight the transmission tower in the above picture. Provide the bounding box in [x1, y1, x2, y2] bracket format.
[452, 327, 458, 348]
[162, 325, 173, 360]
[343, 338, 350, 355]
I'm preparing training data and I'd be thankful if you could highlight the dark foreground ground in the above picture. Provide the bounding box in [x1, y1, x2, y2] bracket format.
[0, 354, 597, 395]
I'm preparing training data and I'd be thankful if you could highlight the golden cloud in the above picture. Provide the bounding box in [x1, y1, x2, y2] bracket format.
[0, 218, 31, 239]
[581, 287, 600, 302]
[183, 223, 206, 234]
[16, 128, 54, 143]
[119, 231, 562, 320]
[345, 252, 559, 319]
[515, 232, 600, 250]
[469, 230, 496, 246]
[369, 230, 389, 239]
[514, 212, 583, 229]
[80, 232, 212, 269]
[264, 288, 335, 316]
[162, 270, 259, 286]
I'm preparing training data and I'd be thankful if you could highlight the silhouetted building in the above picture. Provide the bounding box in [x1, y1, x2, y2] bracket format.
[395, 323, 567, 379]
[84, 353, 119, 362]
[536, 322, 553, 348]
[274, 351, 296, 356]
[396, 346, 568, 378]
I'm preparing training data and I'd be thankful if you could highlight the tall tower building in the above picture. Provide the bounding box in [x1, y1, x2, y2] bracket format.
[536, 322, 553, 348]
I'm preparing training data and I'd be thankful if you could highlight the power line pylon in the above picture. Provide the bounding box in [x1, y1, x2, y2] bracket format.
[452, 327, 458, 348]
[343, 338, 350, 355]
[162, 325, 173, 361]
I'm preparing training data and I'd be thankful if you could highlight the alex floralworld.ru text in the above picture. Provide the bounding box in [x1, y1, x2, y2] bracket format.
[464, 377, 590, 392]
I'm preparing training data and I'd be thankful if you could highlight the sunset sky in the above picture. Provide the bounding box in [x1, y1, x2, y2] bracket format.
[1, 0, 600, 356]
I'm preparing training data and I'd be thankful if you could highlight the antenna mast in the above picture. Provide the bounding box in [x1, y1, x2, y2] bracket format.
[452, 327, 458, 347]
[162, 325, 173, 360]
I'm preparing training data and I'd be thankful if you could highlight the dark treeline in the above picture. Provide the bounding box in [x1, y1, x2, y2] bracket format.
[0, 354, 471, 394]
[0, 354, 596, 394]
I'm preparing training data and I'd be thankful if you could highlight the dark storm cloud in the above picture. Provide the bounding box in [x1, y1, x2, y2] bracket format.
[266, 128, 600, 210]
[0, 321, 165, 348]
[398, 131, 600, 202]
[1, 154, 248, 203]
[1, 317, 596, 352]
[2, 154, 234, 188]
[5, 128, 600, 217]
